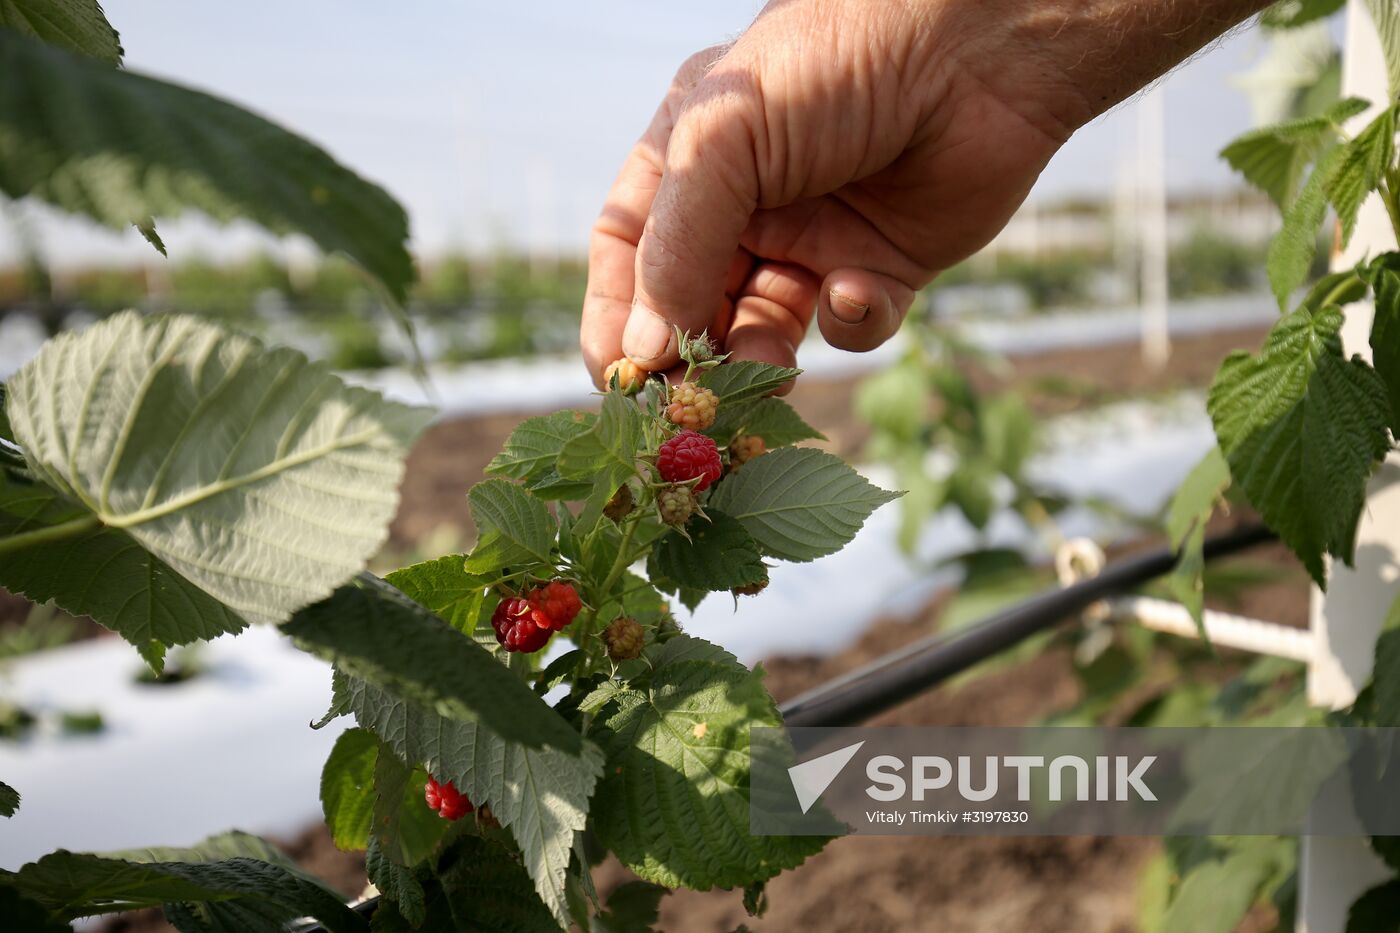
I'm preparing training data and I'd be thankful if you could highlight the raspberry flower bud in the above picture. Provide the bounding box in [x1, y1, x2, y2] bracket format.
[729, 435, 767, 471]
[603, 484, 635, 522]
[666, 382, 719, 431]
[603, 616, 645, 661]
[677, 328, 727, 370]
[603, 357, 646, 395]
[657, 484, 699, 526]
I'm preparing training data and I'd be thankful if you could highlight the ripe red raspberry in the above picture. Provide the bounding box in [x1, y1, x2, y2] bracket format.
[657, 484, 699, 526]
[657, 430, 722, 491]
[603, 616, 645, 661]
[666, 382, 719, 430]
[425, 776, 474, 821]
[604, 358, 646, 395]
[530, 580, 582, 632]
[729, 435, 767, 471]
[491, 596, 551, 653]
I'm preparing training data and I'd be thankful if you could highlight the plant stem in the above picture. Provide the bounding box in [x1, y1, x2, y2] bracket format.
[1379, 174, 1400, 245]
[575, 514, 642, 674]
[1319, 274, 1361, 309]
[0, 515, 100, 556]
[598, 516, 641, 602]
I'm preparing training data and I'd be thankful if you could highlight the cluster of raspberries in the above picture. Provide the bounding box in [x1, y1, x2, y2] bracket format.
[490, 580, 582, 653]
[424, 776, 474, 821]
[665, 382, 719, 430]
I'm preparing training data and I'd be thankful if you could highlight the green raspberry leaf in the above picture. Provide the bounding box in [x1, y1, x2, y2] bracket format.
[365, 838, 426, 928]
[1267, 146, 1345, 308]
[1369, 593, 1400, 726]
[434, 836, 561, 932]
[1367, 0, 1400, 100]
[1165, 447, 1232, 635]
[368, 738, 453, 867]
[1324, 104, 1396, 246]
[1161, 838, 1295, 933]
[558, 390, 644, 480]
[590, 634, 826, 889]
[590, 880, 669, 933]
[487, 411, 596, 483]
[707, 447, 901, 562]
[648, 510, 767, 593]
[697, 361, 802, 405]
[557, 390, 644, 534]
[0, 31, 414, 303]
[947, 461, 996, 530]
[0, 779, 18, 817]
[320, 728, 379, 851]
[463, 479, 558, 574]
[0, 887, 66, 932]
[1207, 307, 1392, 586]
[385, 555, 495, 635]
[0, 0, 122, 65]
[340, 675, 602, 929]
[1367, 255, 1400, 431]
[707, 396, 825, 448]
[282, 575, 582, 754]
[1220, 96, 1365, 209]
[6, 848, 365, 930]
[2, 312, 429, 666]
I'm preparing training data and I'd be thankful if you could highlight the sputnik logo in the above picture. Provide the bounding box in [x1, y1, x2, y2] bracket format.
[787, 741, 865, 813]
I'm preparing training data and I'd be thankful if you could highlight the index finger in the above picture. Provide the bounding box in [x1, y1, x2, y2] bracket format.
[580, 47, 730, 386]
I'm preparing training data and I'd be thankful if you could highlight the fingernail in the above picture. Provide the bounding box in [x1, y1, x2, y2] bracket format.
[623, 304, 674, 363]
[829, 289, 870, 324]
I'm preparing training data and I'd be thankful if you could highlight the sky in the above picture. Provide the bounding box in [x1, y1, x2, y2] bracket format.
[3, 1, 1294, 267]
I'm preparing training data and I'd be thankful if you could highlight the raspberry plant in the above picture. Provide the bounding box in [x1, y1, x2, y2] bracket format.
[1157, 4, 1400, 925]
[0, 312, 897, 928]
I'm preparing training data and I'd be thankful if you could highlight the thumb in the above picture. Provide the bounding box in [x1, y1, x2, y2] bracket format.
[623, 71, 760, 369]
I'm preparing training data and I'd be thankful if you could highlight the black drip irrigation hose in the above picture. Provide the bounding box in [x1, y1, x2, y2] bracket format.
[309, 521, 1275, 930]
[778, 521, 1276, 728]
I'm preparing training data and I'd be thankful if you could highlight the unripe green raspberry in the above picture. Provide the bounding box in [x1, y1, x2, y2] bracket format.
[657, 484, 698, 526]
[685, 333, 719, 363]
[603, 616, 645, 661]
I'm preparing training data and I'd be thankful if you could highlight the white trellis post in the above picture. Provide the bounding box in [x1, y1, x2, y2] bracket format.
[1298, 2, 1400, 930]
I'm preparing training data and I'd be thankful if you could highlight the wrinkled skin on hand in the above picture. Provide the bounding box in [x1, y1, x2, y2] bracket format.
[580, 0, 1266, 386]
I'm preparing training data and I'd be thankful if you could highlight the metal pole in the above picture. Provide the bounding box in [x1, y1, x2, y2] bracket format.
[1138, 83, 1171, 370]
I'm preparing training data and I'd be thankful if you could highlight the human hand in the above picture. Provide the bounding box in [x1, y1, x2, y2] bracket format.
[580, 0, 1268, 386]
